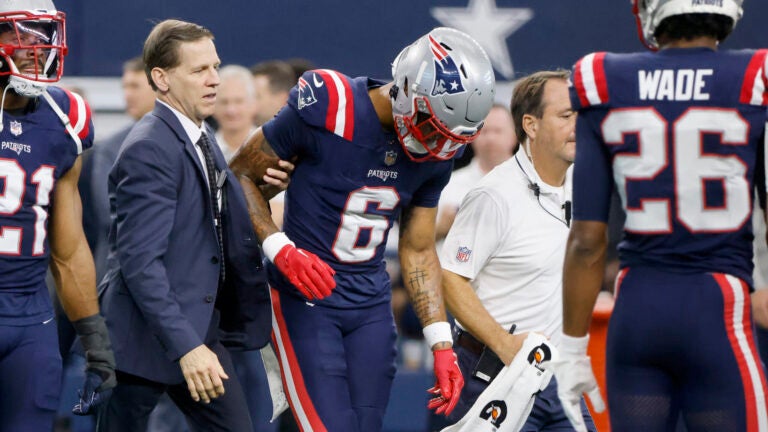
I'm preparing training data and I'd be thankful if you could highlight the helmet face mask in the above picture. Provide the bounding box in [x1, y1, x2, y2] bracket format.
[394, 95, 480, 162]
[632, 0, 743, 50]
[391, 27, 495, 162]
[0, 0, 66, 96]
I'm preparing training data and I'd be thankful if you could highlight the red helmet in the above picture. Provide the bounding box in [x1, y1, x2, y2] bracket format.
[0, 0, 66, 96]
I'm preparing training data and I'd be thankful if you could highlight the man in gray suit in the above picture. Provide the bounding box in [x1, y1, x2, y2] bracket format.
[97, 19, 282, 432]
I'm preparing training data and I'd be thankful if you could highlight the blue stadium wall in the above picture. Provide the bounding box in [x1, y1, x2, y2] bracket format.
[57, 0, 768, 80]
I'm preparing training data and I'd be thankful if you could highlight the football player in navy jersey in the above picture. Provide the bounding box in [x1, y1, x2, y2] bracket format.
[547, 1, 768, 431]
[0, 0, 115, 430]
[230, 27, 495, 431]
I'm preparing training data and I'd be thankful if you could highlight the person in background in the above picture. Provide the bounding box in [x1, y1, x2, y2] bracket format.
[249, 59, 298, 230]
[214, 65, 258, 162]
[212, 63, 281, 432]
[250, 60, 294, 126]
[80, 56, 156, 283]
[750, 204, 768, 370]
[435, 104, 516, 240]
[284, 58, 316, 83]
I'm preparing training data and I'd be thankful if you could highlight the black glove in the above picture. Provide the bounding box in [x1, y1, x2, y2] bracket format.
[71, 314, 116, 415]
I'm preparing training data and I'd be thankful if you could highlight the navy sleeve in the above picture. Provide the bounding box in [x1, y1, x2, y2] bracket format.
[572, 108, 614, 222]
[410, 161, 453, 208]
[261, 104, 318, 161]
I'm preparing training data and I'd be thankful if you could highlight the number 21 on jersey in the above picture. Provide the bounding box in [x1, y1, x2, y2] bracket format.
[604, 107, 751, 234]
[0, 159, 55, 255]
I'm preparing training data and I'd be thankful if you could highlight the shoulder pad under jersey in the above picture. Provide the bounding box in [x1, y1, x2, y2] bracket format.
[288, 69, 356, 141]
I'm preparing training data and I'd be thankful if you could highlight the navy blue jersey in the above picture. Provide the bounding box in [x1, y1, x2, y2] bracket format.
[0, 87, 94, 324]
[262, 69, 452, 308]
[570, 48, 768, 284]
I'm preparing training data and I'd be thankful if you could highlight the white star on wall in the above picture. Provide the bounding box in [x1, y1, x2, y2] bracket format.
[431, 0, 533, 80]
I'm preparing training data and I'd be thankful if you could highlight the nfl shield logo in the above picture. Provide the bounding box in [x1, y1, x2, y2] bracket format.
[384, 150, 397, 166]
[456, 246, 472, 263]
[9, 120, 22, 136]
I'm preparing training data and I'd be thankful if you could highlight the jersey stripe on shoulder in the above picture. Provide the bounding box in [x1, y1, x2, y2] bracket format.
[62, 88, 92, 140]
[316, 69, 355, 141]
[574, 52, 609, 107]
[739, 49, 768, 106]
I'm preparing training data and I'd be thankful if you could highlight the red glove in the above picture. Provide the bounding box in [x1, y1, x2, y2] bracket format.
[263, 233, 336, 300]
[427, 348, 464, 416]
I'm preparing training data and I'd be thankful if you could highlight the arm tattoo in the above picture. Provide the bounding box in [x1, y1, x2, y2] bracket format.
[399, 205, 446, 325]
[229, 131, 280, 187]
[259, 137, 277, 156]
[230, 130, 283, 242]
[407, 269, 427, 289]
[405, 266, 443, 325]
[239, 176, 277, 241]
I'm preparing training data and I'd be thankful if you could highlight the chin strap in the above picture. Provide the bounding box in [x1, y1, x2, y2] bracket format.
[41, 88, 83, 155]
[0, 83, 82, 155]
[0, 54, 81, 153]
[0, 84, 12, 134]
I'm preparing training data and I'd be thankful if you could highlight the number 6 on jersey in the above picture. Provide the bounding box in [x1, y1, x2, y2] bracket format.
[332, 186, 400, 263]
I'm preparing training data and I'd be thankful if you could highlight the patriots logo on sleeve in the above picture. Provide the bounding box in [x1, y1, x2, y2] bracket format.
[429, 35, 466, 96]
[297, 77, 318, 110]
[289, 69, 356, 141]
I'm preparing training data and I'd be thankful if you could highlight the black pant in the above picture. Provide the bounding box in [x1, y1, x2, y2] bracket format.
[96, 341, 252, 432]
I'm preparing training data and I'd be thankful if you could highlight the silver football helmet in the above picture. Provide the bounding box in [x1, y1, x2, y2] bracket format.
[0, 0, 66, 96]
[632, 0, 743, 50]
[391, 27, 495, 162]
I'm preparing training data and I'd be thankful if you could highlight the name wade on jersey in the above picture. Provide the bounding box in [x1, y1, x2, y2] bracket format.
[638, 68, 713, 101]
[1, 140, 31, 154]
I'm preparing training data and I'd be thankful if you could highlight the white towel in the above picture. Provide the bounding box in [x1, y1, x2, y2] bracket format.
[441, 333, 558, 432]
[260, 344, 290, 422]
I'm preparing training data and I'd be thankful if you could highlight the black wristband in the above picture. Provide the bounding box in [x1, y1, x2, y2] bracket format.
[72, 314, 116, 389]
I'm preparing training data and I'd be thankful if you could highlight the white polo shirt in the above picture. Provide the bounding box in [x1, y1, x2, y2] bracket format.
[438, 159, 485, 215]
[440, 148, 572, 346]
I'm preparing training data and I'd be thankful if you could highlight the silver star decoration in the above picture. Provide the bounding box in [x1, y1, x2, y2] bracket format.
[450, 80, 459, 90]
[431, 0, 533, 80]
